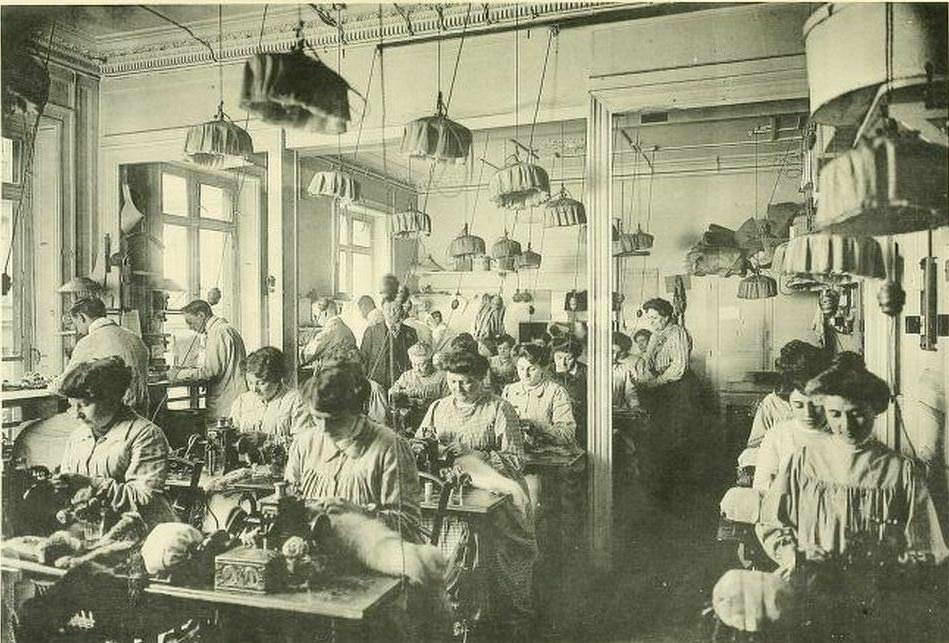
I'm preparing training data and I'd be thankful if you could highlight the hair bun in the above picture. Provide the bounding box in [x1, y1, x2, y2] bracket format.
[830, 351, 865, 371]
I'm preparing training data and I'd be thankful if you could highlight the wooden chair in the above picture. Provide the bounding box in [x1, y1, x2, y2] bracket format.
[167, 455, 204, 528]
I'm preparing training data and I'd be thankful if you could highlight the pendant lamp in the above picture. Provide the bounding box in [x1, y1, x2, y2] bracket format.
[449, 224, 485, 271]
[491, 157, 550, 210]
[544, 186, 587, 228]
[240, 22, 352, 134]
[402, 91, 472, 164]
[782, 233, 886, 280]
[612, 220, 649, 257]
[517, 242, 542, 270]
[392, 208, 432, 239]
[306, 168, 360, 202]
[815, 130, 948, 235]
[630, 225, 654, 252]
[737, 273, 778, 300]
[186, 7, 254, 168]
[492, 232, 522, 272]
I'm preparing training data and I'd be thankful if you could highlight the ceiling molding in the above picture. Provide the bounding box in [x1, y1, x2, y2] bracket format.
[26, 2, 645, 78]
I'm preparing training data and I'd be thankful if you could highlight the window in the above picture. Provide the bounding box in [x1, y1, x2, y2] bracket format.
[1, 135, 29, 380]
[336, 205, 375, 299]
[160, 168, 238, 365]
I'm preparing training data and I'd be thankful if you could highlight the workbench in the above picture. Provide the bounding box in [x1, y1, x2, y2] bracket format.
[1, 553, 402, 641]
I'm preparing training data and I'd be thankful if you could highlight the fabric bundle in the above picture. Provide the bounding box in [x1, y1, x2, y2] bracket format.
[816, 132, 948, 235]
[490, 160, 550, 210]
[240, 50, 351, 134]
[184, 115, 254, 168]
[306, 169, 360, 202]
[392, 209, 432, 239]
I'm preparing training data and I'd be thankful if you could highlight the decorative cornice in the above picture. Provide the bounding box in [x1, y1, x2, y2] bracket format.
[27, 2, 644, 78]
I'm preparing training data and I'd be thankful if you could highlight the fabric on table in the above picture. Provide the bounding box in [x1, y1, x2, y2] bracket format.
[174, 316, 247, 419]
[53, 317, 150, 411]
[60, 407, 176, 528]
[752, 418, 831, 495]
[284, 416, 423, 541]
[746, 392, 793, 450]
[756, 438, 949, 566]
[229, 385, 313, 438]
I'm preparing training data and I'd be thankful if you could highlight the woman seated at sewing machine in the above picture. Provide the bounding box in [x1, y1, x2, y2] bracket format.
[229, 346, 312, 440]
[502, 343, 577, 452]
[417, 347, 537, 640]
[388, 342, 447, 436]
[713, 358, 948, 636]
[285, 355, 422, 537]
[488, 333, 518, 392]
[53, 356, 176, 529]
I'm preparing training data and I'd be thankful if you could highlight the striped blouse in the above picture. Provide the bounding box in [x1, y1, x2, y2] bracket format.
[645, 323, 693, 386]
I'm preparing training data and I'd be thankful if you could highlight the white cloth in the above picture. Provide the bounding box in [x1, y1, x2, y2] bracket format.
[174, 316, 247, 418]
[229, 386, 312, 438]
[56, 317, 150, 410]
[752, 418, 830, 495]
[745, 393, 793, 450]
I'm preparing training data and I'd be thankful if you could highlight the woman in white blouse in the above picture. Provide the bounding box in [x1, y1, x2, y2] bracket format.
[229, 347, 312, 440]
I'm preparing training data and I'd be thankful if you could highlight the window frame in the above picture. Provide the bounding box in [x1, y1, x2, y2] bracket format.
[334, 201, 375, 299]
[1, 128, 33, 375]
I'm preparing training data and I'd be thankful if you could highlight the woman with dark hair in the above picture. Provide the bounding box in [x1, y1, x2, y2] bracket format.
[229, 346, 311, 438]
[503, 343, 577, 451]
[551, 337, 587, 449]
[713, 358, 947, 637]
[488, 333, 518, 391]
[611, 332, 641, 410]
[745, 340, 827, 453]
[54, 356, 176, 528]
[417, 348, 537, 640]
[284, 356, 421, 536]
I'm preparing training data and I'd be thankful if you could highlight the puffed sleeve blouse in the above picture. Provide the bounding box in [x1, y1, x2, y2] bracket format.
[645, 322, 692, 386]
[756, 438, 949, 566]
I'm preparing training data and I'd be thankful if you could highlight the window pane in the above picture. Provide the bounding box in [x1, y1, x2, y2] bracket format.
[162, 224, 190, 308]
[162, 173, 188, 216]
[338, 212, 349, 245]
[338, 250, 349, 295]
[200, 184, 229, 222]
[199, 229, 233, 323]
[2, 137, 19, 184]
[352, 218, 372, 247]
[352, 253, 373, 299]
[1, 199, 19, 358]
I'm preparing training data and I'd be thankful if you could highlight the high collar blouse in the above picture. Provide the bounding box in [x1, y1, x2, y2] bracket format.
[746, 392, 793, 450]
[60, 408, 176, 527]
[751, 417, 830, 495]
[229, 385, 313, 438]
[502, 377, 578, 450]
[284, 417, 421, 538]
[757, 438, 949, 565]
[644, 322, 693, 386]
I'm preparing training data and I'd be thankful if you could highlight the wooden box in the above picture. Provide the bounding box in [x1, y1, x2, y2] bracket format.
[214, 546, 285, 594]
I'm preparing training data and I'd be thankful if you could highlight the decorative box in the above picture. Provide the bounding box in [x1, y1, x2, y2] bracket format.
[214, 546, 285, 594]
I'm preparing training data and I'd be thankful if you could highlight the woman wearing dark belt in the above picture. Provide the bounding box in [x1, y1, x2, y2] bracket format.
[637, 297, 701, 499]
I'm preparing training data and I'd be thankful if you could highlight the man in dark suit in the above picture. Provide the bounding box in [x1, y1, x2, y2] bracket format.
[359, 299, 418, 390]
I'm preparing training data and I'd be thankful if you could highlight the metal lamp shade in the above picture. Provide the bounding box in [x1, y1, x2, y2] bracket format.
[492, 233, 522, 272]
[449, 224, 486, 258]
[612, 221, 649, 257]
[306, 170, 360, 202]
[2, 51, 49, 117]
[184, 115, 254, 169]
[631, 225, 655, 251]
[816, 132, 948, 236]
[491, 161, 550, 210]
[737, 274, 778, 299]
[401, 114, 472, 164]
[240, 50, 351, 134]
[544, 187, 587, 227]
[517, 244, 542, 270]
[782, 233, 886, 280]
[392, 209, 432, 239]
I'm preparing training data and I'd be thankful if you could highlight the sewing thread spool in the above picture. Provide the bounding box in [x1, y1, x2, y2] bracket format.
[424, 482, 434, 503]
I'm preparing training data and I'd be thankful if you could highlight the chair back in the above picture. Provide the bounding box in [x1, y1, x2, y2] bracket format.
[168, 455, 204, 526]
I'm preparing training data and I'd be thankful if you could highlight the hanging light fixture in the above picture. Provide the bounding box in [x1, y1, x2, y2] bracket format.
[240, 16, 352, 133]
[815, 129, 948, 235]
[401, 5, 473, 163]
[545, 122, 586, 227]
[492, 231, 522, 272]
[449, 224, 486, 271]
[613, 220, 648, 258]
[392, 208, 432, 239]
[737, 273, 778, 300]
[306, 167, 360, 202]
[185, 6, 254, 168]
[517, 242, 542, 270]
[782, 233, 887, 280]
[492, 25, 555, 211]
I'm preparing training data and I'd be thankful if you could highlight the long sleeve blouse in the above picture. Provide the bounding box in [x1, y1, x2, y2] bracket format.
[284, 417, 422, 538]
[60, 408, 176, 527]
[502, 377, 578, 450]
[643, 323, 692, 387]
[229, 385, 312, 438]
[175, 316, 247, 418]
[745, 392, 793, 450]
[756, 438, 949, 566]
[751, 418, 830, 495]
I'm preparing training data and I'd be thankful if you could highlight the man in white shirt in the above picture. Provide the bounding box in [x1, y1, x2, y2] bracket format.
[54, 297, 150, 411]
[300, 298, 356, 368]
[170, 299, 247, 419]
